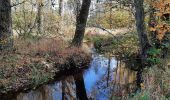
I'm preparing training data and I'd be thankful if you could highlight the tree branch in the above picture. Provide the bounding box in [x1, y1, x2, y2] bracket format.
[11, 1, 26, 7]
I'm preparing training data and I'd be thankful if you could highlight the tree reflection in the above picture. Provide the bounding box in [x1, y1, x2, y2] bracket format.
[112, 59, 136, 98]
[61, 72, 88, 100]
[74, 72, 88, 100]
[61, 77, 76, 100]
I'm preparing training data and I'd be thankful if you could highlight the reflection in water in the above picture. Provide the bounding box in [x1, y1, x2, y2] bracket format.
[61, 77, 76, 100]
[6, 53, 137, 100]
[112, 60, 136, 97]
[16, 85, 54, 100]
[86, 55, 136, 99]
[16, 77, 77, 100]
[74, 72, 88, 100]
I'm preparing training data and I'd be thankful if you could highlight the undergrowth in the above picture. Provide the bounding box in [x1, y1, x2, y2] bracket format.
[0, 37, 91, 93]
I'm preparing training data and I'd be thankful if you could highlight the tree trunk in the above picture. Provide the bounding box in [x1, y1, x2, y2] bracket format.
[134, 0, 150, 88]
[71, 0, 91, 47]
[59, 0, 63, 16]
[37, 0, 43, 34]
[58, 0, 65, 36]
[0, 0, 13, 50]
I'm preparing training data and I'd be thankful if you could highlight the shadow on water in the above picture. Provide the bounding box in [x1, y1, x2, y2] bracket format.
[2, 43, 138, 100]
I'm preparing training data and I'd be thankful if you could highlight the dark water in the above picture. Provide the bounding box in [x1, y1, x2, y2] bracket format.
[10, 53, 136, 100]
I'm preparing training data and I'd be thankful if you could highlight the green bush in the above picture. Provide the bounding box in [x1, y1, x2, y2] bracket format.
[146, 47, 161, 65]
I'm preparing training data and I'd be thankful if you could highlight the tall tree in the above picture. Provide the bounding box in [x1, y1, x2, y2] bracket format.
[71, 0, 91, 47]
[134, 0, 150, 88]
[0, 0, 13, 50]
[37, 0, 44, 34]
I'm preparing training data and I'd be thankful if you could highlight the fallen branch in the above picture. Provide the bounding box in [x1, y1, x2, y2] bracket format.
[92, 25, 128, 38]
[91, 25, 129, 48]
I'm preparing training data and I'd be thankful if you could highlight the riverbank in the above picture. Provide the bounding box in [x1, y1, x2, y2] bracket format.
[86, 32, 170, 99]
[0, 51, 138, 100]
[0, 38, 91, 96]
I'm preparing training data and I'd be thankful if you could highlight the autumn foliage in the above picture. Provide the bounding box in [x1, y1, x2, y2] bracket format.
[149, 0, 170, 40]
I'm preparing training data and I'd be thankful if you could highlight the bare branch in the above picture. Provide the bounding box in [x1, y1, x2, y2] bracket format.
[11, 0, 26, 7]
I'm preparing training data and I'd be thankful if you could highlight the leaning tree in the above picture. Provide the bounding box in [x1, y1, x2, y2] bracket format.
[71, 0, 91, 47]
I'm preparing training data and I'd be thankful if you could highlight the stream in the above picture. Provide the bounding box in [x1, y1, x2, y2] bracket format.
[3, 43, 137, 100]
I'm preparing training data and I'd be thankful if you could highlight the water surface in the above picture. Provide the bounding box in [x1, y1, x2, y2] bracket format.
[11, 52, 136, 100]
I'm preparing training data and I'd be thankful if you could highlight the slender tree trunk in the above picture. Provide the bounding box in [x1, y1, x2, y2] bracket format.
[58, 0, 64, 35]
[71, 0, 91, 47]
[0, 0, 13, 50]
[134, 0, 150, 88]
[37, 0, 43, 34]
[59, 0, 63, 16]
